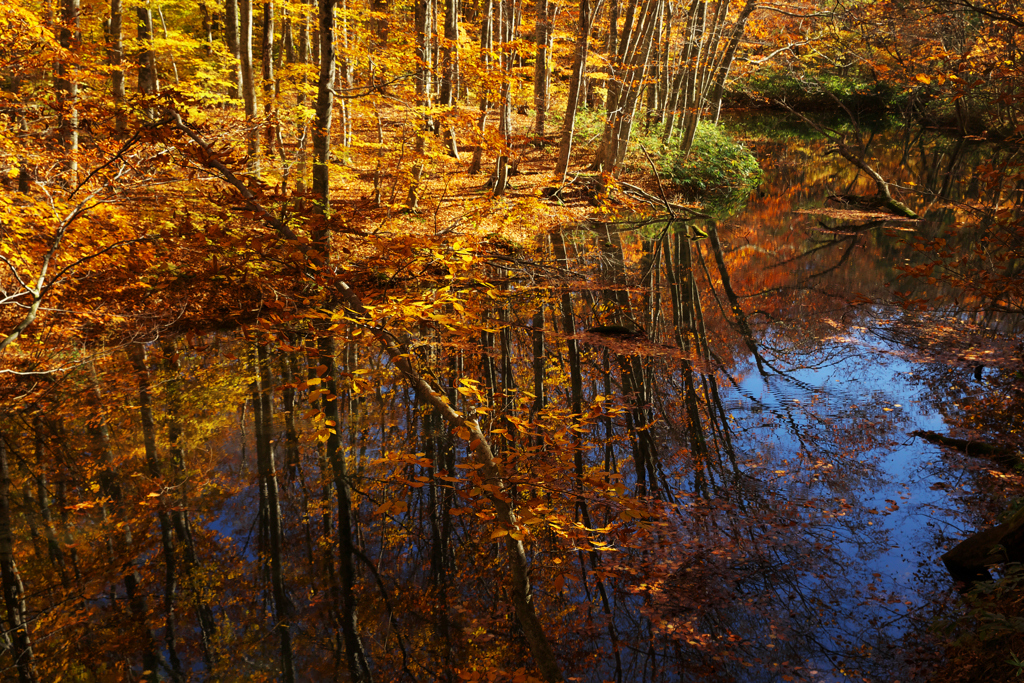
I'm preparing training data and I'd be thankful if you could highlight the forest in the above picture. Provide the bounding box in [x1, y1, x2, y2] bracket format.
[1, 0, 1023, 680]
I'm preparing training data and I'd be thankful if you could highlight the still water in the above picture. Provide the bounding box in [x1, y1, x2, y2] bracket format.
[9, 122, 1021, 682]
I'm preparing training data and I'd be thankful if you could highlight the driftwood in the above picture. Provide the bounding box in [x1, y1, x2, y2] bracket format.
[911, 430, 1022, 468]
[942, 511, 1024, 586]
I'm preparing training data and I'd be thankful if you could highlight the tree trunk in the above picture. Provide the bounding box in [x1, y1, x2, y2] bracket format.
[709, 0, 756, 123]
[409, 0, 434, 208]
[155, 8, 180, 84]
[255, 344, 297, 683]
[201, 2, 215, 56]
[32, 419, 69, 590]
[280, 349, 302, 479]
[161, 340, 219, 671]
[107, 0, 126, 134]
[336, 0, 354, 151]
[706, 221, 766, 372]
[128, 343, 185, 682]
[312, 0, 337, 220]
[56, 0, 79, 183]
[595, 0, 661, 173]
[533, 0, 552, 136]
[225, 0, 242, 98]
[0, 438, 39, 683]
[492, 0, 514, 196]
[240, 0, 260, 175]
[372, 0, 388, 43]
[263, 0, 277, 154]
[137, 6, 159, 119]
[88, 363, 162, 681]
[320, 335, 374, 682]
[440, 0, 460, 156]
[294, 0, 311, 196]
[469, 0, 493, 175]
[678, 0, 707, 153]
[554, 0, 593, 179]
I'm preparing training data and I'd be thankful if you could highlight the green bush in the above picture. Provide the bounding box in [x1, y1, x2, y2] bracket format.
[663, 122, 762, 202]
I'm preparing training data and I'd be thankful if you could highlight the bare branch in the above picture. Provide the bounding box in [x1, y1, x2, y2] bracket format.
[167, 112, 301, 243]
[0, 193, 104, 355]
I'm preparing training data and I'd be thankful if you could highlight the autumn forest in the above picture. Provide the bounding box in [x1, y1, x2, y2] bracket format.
[1, 0, 1023, 680]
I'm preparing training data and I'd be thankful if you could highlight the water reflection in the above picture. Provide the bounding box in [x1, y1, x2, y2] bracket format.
[2, 123, 1021, 682]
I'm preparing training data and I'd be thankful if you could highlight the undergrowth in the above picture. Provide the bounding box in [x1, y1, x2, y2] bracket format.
[662, 122, 762, 206]
[930, 563, 1024, 683]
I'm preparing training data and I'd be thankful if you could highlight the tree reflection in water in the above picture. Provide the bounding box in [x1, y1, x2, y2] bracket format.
[2, 124, 1020, 682]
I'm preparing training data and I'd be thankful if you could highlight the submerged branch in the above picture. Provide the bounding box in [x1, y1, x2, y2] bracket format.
[911, 430, 1021, 467]
[773, 100, 919, 219]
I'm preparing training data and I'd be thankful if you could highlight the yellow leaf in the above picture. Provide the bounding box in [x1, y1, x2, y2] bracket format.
[490, 529, 508, 539]
[915, 74, 931, 84]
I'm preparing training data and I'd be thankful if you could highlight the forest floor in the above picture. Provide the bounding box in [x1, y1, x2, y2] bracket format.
[320, 103, 687, 251]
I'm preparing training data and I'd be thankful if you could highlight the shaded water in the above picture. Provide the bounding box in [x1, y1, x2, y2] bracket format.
[5, 122, 1022, 682]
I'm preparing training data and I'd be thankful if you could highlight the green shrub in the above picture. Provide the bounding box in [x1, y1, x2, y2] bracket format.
[663, 122, 762, 202]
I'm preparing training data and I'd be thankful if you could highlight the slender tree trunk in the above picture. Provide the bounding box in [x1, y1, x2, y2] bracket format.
[596, 0, 661, 173]
[440, 0, 460, 156]
[137, 5, 159, 120]
[320, 335, 374, 682]
[709, 0, 756, 123]
[225, 0, 243, 98]
[0, 438, 39, 683]
[425, 407, 455, 678]
[127, 344, 184, 682]
[255, 344, 297, 683]
[372, 0, 389, 42]
[334, 0, 353, 154]
[56, 0, 79, 183]
[409, 0, 434, 208]
[554, 0, 593, 178]
[310, 4, 371, 673]
[661, 56, 687, 142]
[107, 0, 126, 134]
[156, 7, 180, 83]
[88, 363, 162, 681]
[313, 0, 337, 220]
[161, 340, 219, 672]
[706, 221, 767, 371]
[280, 350, 302, 479]
[263, 0, 277, 154]
[530, 303, 546, 426]
[241, 0, 260, 175]
[607, 0, 618, 54]
[201, 2, 215, 55]
[31, 420, 68, 590]
[294, 0, 311, 195]
[655, 2, 671, 122]
[492, 0, 514, 195]
[533, 0, 552, 135]
[469, 0, 493, 175]
[678, 0, 707, 153]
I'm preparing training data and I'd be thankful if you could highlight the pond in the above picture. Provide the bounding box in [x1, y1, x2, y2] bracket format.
[7, 120, 1023, 682]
